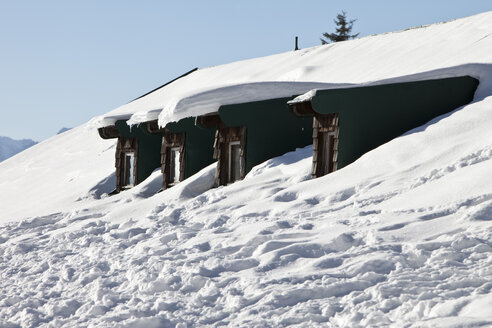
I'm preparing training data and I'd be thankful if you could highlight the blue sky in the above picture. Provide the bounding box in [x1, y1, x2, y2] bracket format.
[1, 1, 491, 141]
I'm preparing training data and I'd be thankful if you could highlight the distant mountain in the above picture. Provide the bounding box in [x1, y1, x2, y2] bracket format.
[0, 136, 37, 162]
[57, 127, 71, 135]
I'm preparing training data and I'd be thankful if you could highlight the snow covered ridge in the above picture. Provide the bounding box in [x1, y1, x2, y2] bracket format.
[96, 11, 492, 129]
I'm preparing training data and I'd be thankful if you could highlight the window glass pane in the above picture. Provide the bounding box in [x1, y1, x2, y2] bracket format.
[229, 143, 242, 183]
[322, 133, 334, 175]
[169, 149, 175, 183]
[123, 152, 135, 187]
[324, 134, 331, 174]
[170, 147, 181, 183]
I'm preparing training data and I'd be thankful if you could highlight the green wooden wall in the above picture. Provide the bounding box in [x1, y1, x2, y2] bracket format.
[115, 120, 162, 184]
[219, 97, 313, 174]
[310, 76, 479, 169]
[166, 117, 216, 179]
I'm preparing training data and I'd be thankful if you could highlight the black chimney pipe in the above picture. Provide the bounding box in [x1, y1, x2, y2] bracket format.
[295, 36, 299, 51]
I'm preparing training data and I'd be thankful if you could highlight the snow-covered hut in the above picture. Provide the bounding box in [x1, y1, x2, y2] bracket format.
[289, 76, 479, 178]
[98, 120, 161, 193]
[197, 97, 313, 186]
[95, 11, 491, 191]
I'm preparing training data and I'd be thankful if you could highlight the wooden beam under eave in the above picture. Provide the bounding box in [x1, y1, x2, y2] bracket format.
[289, 101, 316, 117]
[196, 113, 222, 129]
[98, 125, 120, 139]
[147, 120, 165, 134]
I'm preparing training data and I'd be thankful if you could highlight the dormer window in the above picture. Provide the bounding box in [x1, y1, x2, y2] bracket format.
[213, 126, 246, 186]
[115, 137, 138, 191]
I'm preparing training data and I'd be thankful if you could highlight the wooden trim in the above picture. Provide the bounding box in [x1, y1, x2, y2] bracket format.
[133, 140, 139, 186]
[115, 138, 122, 191]
[161, 130, 185, 189]
[214, 129, 223, 186]
[213, 129, 220, 159]
[147, 120, 164, 134]
[197, 112, 247, 186]
[214, 126, 246, 186]
[98, 125, 120, 139]
[312, 113, 339, 178]
[196, 113, 222, 129]
[115, 137, 138, 192]
[239, 126, 247, 180]
[290, 101, 316, 117]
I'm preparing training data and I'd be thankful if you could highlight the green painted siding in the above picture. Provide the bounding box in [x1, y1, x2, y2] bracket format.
[166, 117, 216, 179]
[115, 120, 161, 184]
[311, 76, 479, 169]
[219, 97, 313, 173]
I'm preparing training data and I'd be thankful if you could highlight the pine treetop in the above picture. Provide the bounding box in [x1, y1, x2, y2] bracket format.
[321, 11, 359, 45]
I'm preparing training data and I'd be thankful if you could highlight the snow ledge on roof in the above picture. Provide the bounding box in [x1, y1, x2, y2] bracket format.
[154, 81, 349, 128]
[289, 64, 490, 105]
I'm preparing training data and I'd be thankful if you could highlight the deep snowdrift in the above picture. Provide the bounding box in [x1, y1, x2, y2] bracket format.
[0, 11, 492, 328]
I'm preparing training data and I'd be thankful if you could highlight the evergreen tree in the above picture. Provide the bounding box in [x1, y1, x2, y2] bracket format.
[321, 11, 359, 44]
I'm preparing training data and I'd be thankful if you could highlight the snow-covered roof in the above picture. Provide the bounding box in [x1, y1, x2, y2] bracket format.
[288, 64, 492, 105]
[96, 11, 492, 128]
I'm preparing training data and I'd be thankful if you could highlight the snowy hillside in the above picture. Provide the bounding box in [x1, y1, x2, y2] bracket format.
[0, 11, 492, 328]
[0, 136, 37, 162]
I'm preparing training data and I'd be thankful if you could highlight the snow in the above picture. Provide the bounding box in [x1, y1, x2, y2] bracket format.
[0, 11, 492, 328]
[97, 11, 492, 129]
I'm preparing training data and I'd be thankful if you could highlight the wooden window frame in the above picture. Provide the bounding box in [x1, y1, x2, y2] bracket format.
[214, 126, 246, 186]
[115, 137, 138, 191]
[227, 140, 243, 184]
[312, 113, 339, 178]
[161, 131, 185, 189]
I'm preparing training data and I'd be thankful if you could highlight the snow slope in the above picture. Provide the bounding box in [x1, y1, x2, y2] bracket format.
[0, 136, 37, 162]
[0, 11, 492, 328]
